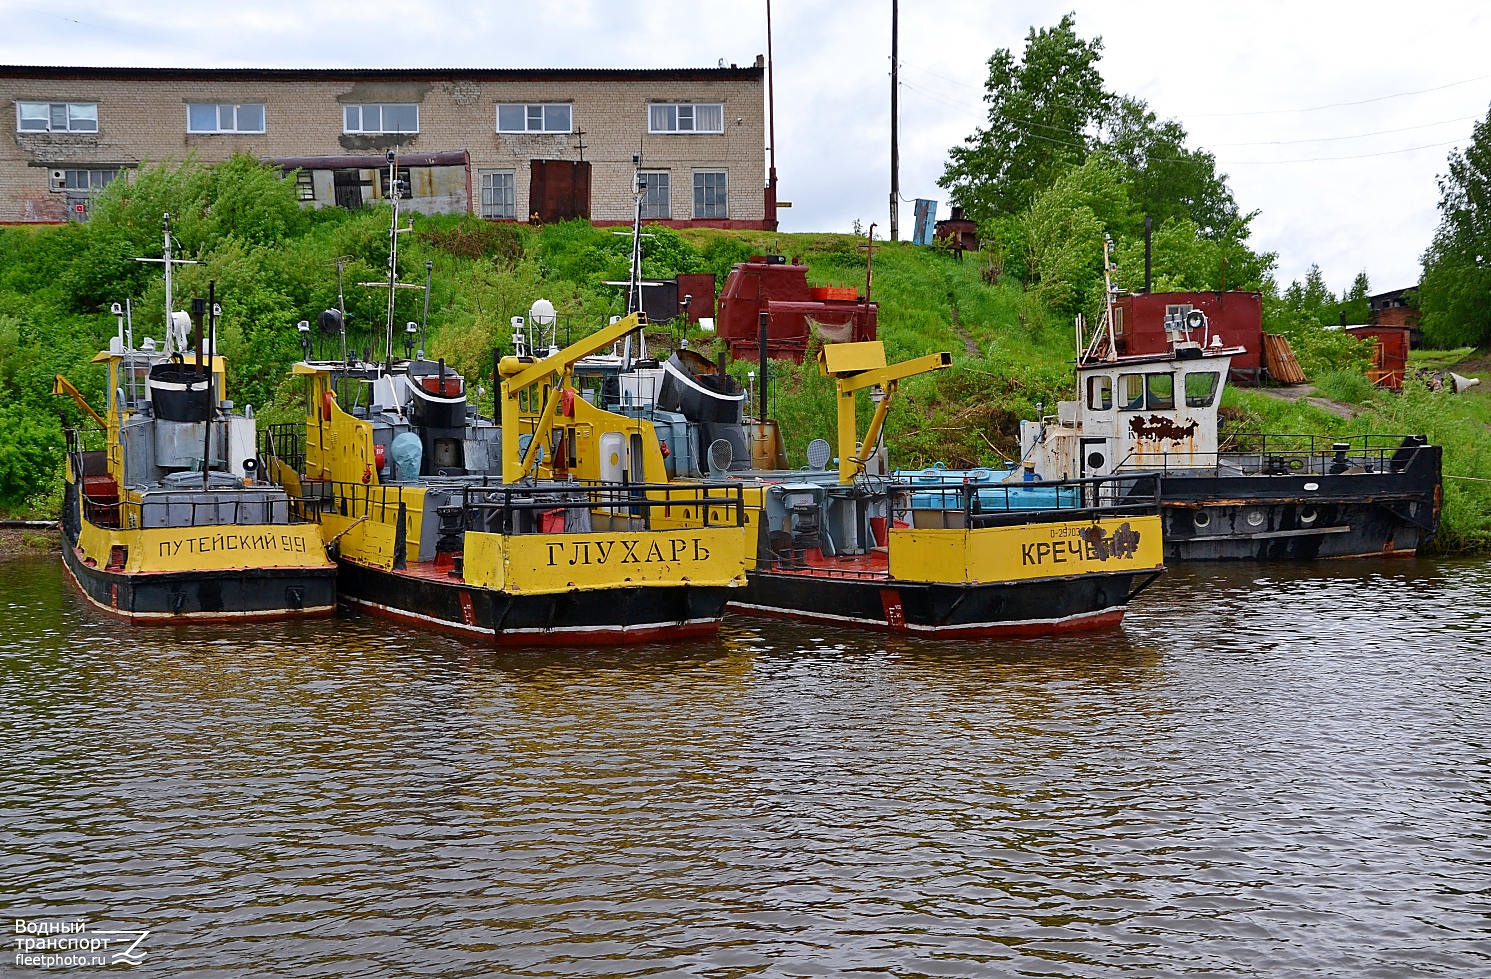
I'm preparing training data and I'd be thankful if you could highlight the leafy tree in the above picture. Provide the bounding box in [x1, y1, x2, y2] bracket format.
[1099, 96, 1240, 238]
[1338, 271, 1371, 325]
[0, 404, 63, 508]
[1420, 103, 1491, 348]
[1109, 214, 1274, 300]
[1281, 264, 1335, 322]
[939, 13, 1111, 226]
[1021, 155, 1132, 315]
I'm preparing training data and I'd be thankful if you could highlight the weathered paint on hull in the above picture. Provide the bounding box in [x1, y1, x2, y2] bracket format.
[1150, 447, 1441, 561]
[336, 560, 733, 647]
[730, 569, 1157, 638]
[61, 540, 337, 623]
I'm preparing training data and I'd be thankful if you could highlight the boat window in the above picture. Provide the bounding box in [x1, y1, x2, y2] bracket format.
[1146, 373, 1174, 410]
[1185, 371, 1220, 407]
[1086, 375, 1112, 411]
[1119, 374, 1145, 410]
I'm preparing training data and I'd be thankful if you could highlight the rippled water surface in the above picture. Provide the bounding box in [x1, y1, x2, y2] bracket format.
[3, 554, 1489, 977]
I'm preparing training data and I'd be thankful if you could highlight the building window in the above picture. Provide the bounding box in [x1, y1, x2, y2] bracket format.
[187, 102, 265, 134]
[639, 171, 670, 220]
[479, 169, 516, 219]
[17, 101, 98, 133]
[343, 103, 418, 134]
[693, 170, 727, 218]
[649, 103, 724, 134]
[496, 104, 571, 133]
[293, 170, 315, 202]
[61, 169, 117, 192]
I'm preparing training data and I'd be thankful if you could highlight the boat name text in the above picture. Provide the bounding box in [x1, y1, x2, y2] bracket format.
[546, 536, 711, 567]
[1021, 523, 1141, 566]
[157, 533, 309, 557]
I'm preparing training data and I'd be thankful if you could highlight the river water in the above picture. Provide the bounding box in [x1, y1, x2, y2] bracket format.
[3, 553, 1488, 977]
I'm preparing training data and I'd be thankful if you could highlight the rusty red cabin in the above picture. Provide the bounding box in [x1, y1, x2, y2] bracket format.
[715, 256, 877, 363]
[1111, 292, 1265, 384]
[1345, 325, 1410, 391]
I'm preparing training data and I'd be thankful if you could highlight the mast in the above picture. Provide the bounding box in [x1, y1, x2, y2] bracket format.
[384, 151, 400, 372]
[132, 213, 199, 358]
[889, 0, 899, 242]
[766, 0, 779, 232]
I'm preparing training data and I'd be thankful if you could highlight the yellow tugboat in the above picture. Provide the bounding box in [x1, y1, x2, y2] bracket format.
[54, 217, 335, 622]
[261, 154, 749, 644]
[265, 311, 749, 644]
[515, 334, 1167, 638]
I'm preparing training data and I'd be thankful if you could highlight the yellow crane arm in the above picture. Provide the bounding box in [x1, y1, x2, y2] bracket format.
[52, 375, 106, 428]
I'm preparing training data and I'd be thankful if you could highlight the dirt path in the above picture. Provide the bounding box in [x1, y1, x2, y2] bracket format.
[1252, 384, 1358, 419]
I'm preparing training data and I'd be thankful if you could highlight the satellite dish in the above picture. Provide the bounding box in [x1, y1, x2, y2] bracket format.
[707, 438, 733, 478]
[806, 438, 832, 471]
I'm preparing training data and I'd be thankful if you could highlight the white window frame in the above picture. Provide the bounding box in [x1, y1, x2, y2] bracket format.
[17, 101, 98, 133]
[639, 170, 670, 220]
[479, 169, 516, 219]
[187, 102, 265, 134]
[649, 102, 724, 134]
[693, 170, 728, 219]
[343, 103, 419, 134]
[62, 168, 117, 192]
[496, 103, 572, 134]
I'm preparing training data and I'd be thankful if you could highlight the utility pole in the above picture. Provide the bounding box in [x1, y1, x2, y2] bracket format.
[889, 0, 899, 242]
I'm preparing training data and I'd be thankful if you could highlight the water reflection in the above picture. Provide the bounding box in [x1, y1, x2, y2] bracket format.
[1, 553, 1488, 976]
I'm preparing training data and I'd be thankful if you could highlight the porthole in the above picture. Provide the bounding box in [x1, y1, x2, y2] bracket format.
[1246, 508, 1266, 527]
[1299, 507, 1317, 525]
[1086, 452, 1105, 469]
[1193, 510, 1212, 529]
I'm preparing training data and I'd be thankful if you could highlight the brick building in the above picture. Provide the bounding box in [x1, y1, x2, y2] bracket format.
[2, 62, 772, 228]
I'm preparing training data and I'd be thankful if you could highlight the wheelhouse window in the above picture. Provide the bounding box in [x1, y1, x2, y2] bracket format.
[1185, 370, 1221, 407]
[343, 103, 418, 134]
[649, 102, 723, 134]
[1119, 373, 1145, 410]
[1146, 373, 1175, 410]
[479, 169, 516, 219]
[496, 103, 571, 133]
[18, 101, 97, 132]
[187, 102, 265, 134]
[1086, 375, 1113, 411]
[693, 170, 727, 218]
[639, 171, 670, 219]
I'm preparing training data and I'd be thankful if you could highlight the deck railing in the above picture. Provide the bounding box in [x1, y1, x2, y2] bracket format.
[1113, 433, 1431, 477]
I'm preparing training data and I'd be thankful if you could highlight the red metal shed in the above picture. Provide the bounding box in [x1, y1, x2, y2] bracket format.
[1111, 292, 1265, 384]
[715, 256, 876, 362]
[1345, 325, 1411, 390]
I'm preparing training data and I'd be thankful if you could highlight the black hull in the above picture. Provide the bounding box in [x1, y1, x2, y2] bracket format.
[337, 560, 734, 646]
[1150, 461, 1441, 560]
[61, 542, 337, 623]
[731, 568, 1159, 638]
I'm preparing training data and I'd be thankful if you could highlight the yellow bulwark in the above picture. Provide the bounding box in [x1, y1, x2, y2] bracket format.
[462, 526, 747, 594]
[889, 513, 1165, 584]
[76, 521, 328, 574]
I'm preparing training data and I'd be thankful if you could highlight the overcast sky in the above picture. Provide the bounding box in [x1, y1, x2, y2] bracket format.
[6, 0, 1489, 296]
